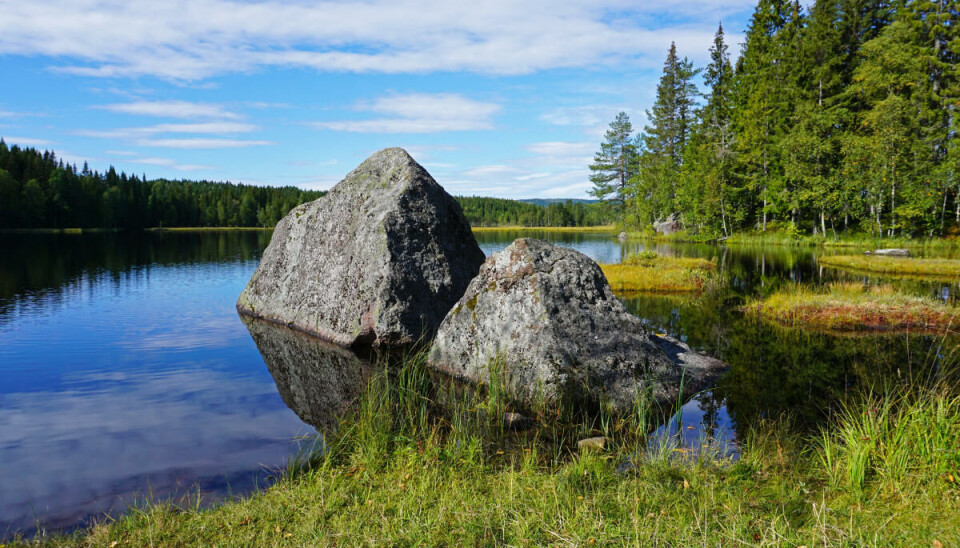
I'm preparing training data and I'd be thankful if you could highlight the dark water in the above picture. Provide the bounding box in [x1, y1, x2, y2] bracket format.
[2, 230, 958, 538]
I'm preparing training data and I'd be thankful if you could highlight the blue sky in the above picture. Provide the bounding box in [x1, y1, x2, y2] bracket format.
[0, 0, 757, 199]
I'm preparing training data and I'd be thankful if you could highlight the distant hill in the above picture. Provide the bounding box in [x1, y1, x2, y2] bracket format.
[520, 198, 600, 207]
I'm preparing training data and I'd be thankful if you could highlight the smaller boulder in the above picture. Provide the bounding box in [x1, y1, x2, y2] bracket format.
[654, 214, 681, 235]
[577, 437, 608, 452]
[865, 248, 910, 257]
[427, 239, 725, 413]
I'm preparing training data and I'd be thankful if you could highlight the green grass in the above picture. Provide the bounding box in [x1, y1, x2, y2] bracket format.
[21, 351, 960, 546]
[600, 252, 717, 293]
[820, 255, 960, 279]
[744, 282, 960, 332]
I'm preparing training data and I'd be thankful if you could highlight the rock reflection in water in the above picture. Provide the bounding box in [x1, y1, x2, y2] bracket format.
[241, 316, 373, 431]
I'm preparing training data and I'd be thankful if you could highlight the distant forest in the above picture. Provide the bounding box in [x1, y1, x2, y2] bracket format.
[457, 196, 612, 227]
[0, 142, 613, 229]
[590, 0, 959, 237]
[0, 140, 323, 229]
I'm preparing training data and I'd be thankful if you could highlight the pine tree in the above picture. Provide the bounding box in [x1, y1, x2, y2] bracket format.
[589, 112, 637, 220]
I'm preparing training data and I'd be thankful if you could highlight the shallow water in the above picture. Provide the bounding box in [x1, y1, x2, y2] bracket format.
[1, 230, 957, 537]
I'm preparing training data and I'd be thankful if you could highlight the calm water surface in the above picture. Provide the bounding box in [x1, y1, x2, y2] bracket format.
[2, 230, 957, 538]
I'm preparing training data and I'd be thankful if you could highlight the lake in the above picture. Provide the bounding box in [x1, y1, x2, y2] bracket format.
[2, 229, 957, 538]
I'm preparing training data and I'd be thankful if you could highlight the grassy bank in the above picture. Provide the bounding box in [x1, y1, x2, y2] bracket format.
[28, 352, 960, 546]
[744, 282, 960, 332]
[600, 252, 716, 293]
[820, 255, 960, 279]
[471, 225, 617, 233]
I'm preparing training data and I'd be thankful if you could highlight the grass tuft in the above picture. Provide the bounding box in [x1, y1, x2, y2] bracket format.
[820, 254, 960, 279]
[744, 282, 960, 332]
[600, 252, 717, 293]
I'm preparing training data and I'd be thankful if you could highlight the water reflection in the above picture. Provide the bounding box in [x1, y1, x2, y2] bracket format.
[242, 317, 373, 432]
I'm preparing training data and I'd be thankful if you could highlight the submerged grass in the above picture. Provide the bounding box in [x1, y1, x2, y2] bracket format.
[744, 282, 960, 332]
[600, 252, 717, 293]
[820, 254, 960, 279]
[23, 350, 960, 546]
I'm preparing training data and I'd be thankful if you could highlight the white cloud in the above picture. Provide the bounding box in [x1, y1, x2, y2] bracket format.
[0, 0, 754, 80]
[97, 100, 240, 119]
[130, 157, 214, 171]
[515, 172, 551, 181]
[313, 93, 500, 134]
[77, 122, 257, 139]
[525, 141, 596, 157]
[1, 136, 55, 147]
[136, 138, 272, 149]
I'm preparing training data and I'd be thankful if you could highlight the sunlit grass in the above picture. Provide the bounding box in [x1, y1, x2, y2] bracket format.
[600, 252, 717, 293]
[820, 254, 960, 279]
[744, 282, 960, 332]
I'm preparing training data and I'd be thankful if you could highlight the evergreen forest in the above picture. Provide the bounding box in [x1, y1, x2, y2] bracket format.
[590, 0, 959, 238]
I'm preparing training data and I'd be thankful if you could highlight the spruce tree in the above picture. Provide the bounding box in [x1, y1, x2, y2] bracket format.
[635, 43, 699, 226]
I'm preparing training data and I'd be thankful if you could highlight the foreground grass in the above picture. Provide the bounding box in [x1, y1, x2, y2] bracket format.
[744, 282, 960, 332]
[820, 254, 960, 279]
[24, 353, 960, 546]
[600, 252, 717, 293]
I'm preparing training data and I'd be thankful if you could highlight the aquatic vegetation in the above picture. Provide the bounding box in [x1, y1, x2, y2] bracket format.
[600, 252, 717, 293]
[819, 254, 960, 279]
[744, 282, 960, 332]
[37, 354, 960, 547]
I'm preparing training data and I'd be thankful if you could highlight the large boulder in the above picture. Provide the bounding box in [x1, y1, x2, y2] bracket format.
[427, 238, 725, 412]
[237, 148, 485, 347]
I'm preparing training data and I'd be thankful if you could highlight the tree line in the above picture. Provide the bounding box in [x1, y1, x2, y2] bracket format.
[456, 196, 613, 227]
[0, 140, 323, 229]
[591, 0, 958, 238]
[0, 141, 615, 229]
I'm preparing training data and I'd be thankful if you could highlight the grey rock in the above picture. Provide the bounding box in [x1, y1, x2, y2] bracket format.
[654, 213, 681, 235]
[241, 316, 373, 431]
[577, 437, 608, 451]
[427, 239, 725, 413]
[503, 412, 535, 431]
[617, 231, 628, 242]
[865, 248, 911, 257]
[237, 147, 485, 347]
